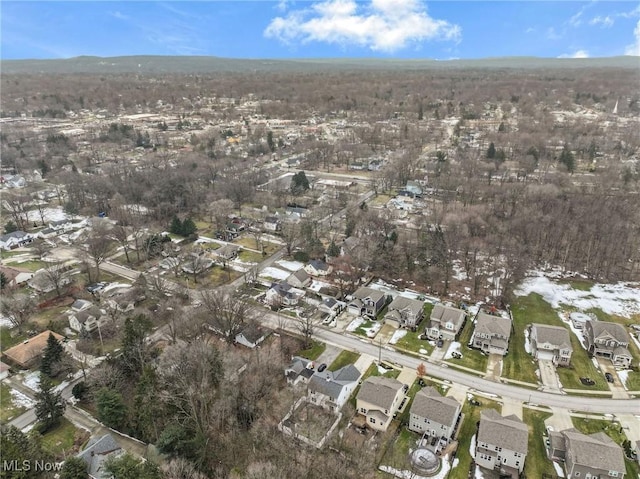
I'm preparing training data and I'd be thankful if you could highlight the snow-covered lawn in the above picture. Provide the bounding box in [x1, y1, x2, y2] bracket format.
[275, 260, 304, 272]
[516, 273, 640, 318]
[444, 342, 463, 360]
[25, 207, 68, 223]
[618, 370, 630, 389]
[258, 267, 290, 281]
[524, 328, 531, 354]
[363, 322, 382, 338]
[389, 329, 408, 345]
[563, 315, 587, 349]
[23, 371, 41, 391]
[0, 315, 15, 329]
[379, 454, 452, 479]
[346, 317, 365, 332]
[10, 389, 34, 408]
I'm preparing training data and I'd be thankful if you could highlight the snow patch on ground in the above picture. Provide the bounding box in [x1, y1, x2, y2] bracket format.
[363, 322, 383, 338]
[275, 260, 304, 272]
[452, 260, 468, 281]
[389, 329, 408, 345]
[473, 466, 485, 479]
[419, 348, 428, 355]
[10, 389, 34, 408]
[0, 315, 15, 329]
[23, 371, 41, 391]
[562, 314, 587, 349]
[469, 434, 476, 457]
[102, 282, 131, 294]
[444, 342, 462, 360]
[259, 267, 290, 281]
[515, 273, 640, 318]
[346, 317, 365, 332]
[553, 461, 565, 477]
[618, 370, 630, 389]
[524, 328, 531, 354]
[26, 207, 68, 223]
[379, 454, 452, 479]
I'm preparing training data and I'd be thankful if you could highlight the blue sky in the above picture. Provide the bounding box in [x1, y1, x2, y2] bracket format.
[1, 1, 639, 60]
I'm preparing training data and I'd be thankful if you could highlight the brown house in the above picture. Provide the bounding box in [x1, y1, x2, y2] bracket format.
[2, 330, 64, 369]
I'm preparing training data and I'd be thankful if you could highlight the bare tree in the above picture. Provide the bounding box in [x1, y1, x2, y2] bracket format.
[110, 225, 132, 264]
[0, 292, 36, 332]
[280, 222, 298, 256]
[200, 291, 253, 343]
[82, 221, 112, 281]
[296, 311, 316, 349]
[42, 262, 68, 298]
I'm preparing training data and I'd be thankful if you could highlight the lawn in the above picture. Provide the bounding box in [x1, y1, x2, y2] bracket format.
[1, 327, 27, 351]
[233, 236, 281, 256]
[208, 266, 242, 286]
[7, 259, 48, 272]
[298, 341, 326, 360]
[41, 418, 80, 458]
[238, 250, 263, 263]
[556, 340, 609, 391]
[363, 362, 401, 379]
[448, 400, 502, 479]
[558, 279, 594, 291]
[354, 319, 375, 337]
[369, 193, 393, 207]
[446, 319, 487, 373]
[572, 417, 640, 478]
[0, 383, 30, 424]
[329, 350, 361, 371]
[0, 249, 33, 260]
[31, 305, 70, 329]
[522, 409, 556, 478]
[380, 427, 421, 472]
[395, 330, 433, 356]
[623, 371, 640, 391]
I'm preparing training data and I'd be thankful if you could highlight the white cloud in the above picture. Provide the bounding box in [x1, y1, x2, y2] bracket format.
[625, 20, 640, 56]
[264, 0, 461, 52]
[589, 15, 614, 28]
[558, 49, 589, 59]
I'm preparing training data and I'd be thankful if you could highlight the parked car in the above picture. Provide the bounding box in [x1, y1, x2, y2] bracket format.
[437, 339, 444, 348]
[86, 282, 107, 293]
[318, 363, 327, 372]
[605, 372, 614, 383]
[580, 377, 595, 386]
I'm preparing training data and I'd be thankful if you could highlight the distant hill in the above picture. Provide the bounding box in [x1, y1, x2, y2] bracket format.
[1, 55, 639, 74]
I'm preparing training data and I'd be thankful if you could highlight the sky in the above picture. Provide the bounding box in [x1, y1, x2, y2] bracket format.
[1, 1, 639, 60]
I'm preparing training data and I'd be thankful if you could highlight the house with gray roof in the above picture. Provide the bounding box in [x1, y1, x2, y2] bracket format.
[69, 306, 107, 334]
[304, 259, 332, 277]
[76, 433, 122, 479]
[383, 296, 425, 330]
[284, 356, 315, 386]
[408, 387, 461, 442]
[471, 312, 512, 356]
[475, 409, 528, 478]
[549, 428, 626, 479]
[426, 303, 466, 341]
[348, 287, 387, 319]
[214, 244, 239, 262]
[235, 324, 268, 349]
[265, 282, 304, 307]
[308, 364, 360, 412]
[0, 230, 34, 250]
[286, 268, 311, 288]
[584, 320, 632, 368]
[530, 323, 573, 367]
[356, 376, 405, 432]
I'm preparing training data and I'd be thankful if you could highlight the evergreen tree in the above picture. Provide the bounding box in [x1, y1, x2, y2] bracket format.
[486, 142, 496, 159]
[327, 240, 340, 258]
[131, 366, 160, 442]
[96, 388, 127, 430]
[1, 426, 55, 479]
[3, 220, 18, 234]
[35, 375, 66, 433]
[105, 453, 161, 479]
[0, 271, 7, 290]
[41, 333, 64, 378]
[181, 218, 197, 237]
[121, 315, 152, 377]
[418, 103, 424, 120]
[60, 456, 88, 479]
[169, 217, 183, 235]
[559, 145, 576, 173]
[266, 130, 275, 152]
[290, 171, 310, 195]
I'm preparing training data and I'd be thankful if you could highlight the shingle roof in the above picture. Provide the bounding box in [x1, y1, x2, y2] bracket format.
[309, 259, 329, 271]
[431, 303, 466, 327]
[3, 331, 64, 367]
[588, 320, 630, 344]
[77, 434, 121, 479]
[387, 296, 424, 316]
[475, 312, 512, 339]
[289, 268, 310, 283]
[478, 409, 528, 455]
[563, 428, 626, 473]
[531, 324, 572, 350]
[410, 387, 460, 427]
[309, 364, 360, 399]
[352, 286, 385, 303]
[0, 230, 29, 242]
[357, 376, 403, 410]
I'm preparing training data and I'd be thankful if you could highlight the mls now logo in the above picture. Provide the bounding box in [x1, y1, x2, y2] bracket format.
[2, 460, 63, 472]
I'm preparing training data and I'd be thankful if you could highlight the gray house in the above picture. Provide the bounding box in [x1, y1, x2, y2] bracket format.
[549, 428, 626, 479]
[530, 323, 573, 367]
[471, 312, 512, 356]
[284, 356, 315, 386]
[383, 296, 425, 330]
[408, 386, 461, 442]
[286, 268, 311, 289]
[475, 409, 528, 478]
[426, 303, 466, 341]
[307, 364, 360, 412]
[77, 434, 123, 479]
[348, 287, 386, 318]
[584, 320, 632, 368]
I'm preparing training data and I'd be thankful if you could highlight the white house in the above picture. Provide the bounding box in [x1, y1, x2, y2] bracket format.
[304, 259, 332, 277]
[0, 231, 34, 250]
[307, 364, 360, 412]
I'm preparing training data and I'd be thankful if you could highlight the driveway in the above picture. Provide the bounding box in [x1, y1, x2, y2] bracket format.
[484, 353, 503, 381]
[501, 398, 523, 420]
[429, 340, 448, 362]
[545, 407, 574, 432]
[375, 324, 397, 345]
[538, 359, 562, 393]
[315, 344, 342, 368]
[597, 359, 629, 399]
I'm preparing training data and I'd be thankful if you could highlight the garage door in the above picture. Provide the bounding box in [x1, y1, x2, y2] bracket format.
[537, 350, 554, 361]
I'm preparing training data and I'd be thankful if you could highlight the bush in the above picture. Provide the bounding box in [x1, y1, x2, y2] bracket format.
[293, 251, 309, 262]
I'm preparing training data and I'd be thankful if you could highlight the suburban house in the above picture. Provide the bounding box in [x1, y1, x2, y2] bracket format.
[77, 433, 123, 479]
[340, 236, 361, 256]
[348, 287, 387, 319]
[356, 376, 405, 432]
[405, 180, 423, 196]
[304, 259, 332, 277]
[0, 231, 34, 250]
[425, 303, 466, 341]
[584, 320, 633, 368]
[214, 244, 240, 262]
[286, 268, 311, 288]
[263, 216, 282, 232]
[68, 306, 107, 333]
[383, 296, 425, 330]
[318, 297, 346, 317]
[284, 356, 315, 386]
[0, 361, 11, 380]
[0, 265, 33, 288]
[408, 386, 461, 443]
[181, 257, 214, 274]
[569, 312, 593, 330]
[471, 312, 512, 356]
[265, 282, 304, 307]
[307, 364, 360, 411]
[27, 269, 73, 294]
[235, 324, 268, 349]
[529, 324, 573, 366]
[475, 409, 528, 478]
[548, 428, 626, 479]
[2, 330, 64, 369]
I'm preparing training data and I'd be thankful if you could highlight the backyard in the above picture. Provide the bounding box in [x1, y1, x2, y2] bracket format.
[283, 401, 337, 445]
[0, 383, 31, 424]
[522, 409, 556, 478]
